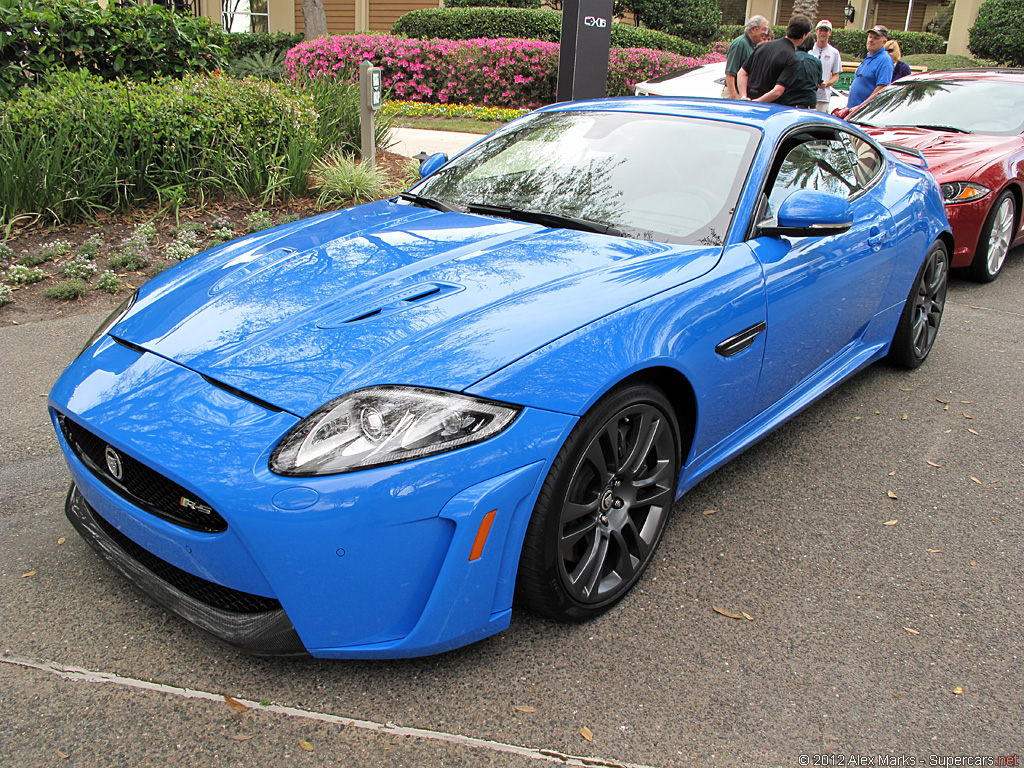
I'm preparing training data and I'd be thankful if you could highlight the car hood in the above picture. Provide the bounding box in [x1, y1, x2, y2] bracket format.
[861, 126, 1018, 180]
[112, 200, 719, 416]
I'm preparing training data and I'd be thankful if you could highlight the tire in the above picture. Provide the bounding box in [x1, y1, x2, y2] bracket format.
[966, 190, 1016, 283]
[887, 240, 948, 369]
[516, 383, 681, 622]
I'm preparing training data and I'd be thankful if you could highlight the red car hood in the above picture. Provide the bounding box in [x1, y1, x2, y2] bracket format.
[861, 126, 1020, 181]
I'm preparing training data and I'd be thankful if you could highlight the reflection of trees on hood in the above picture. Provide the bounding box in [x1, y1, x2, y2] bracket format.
[857, 80, 961, 118]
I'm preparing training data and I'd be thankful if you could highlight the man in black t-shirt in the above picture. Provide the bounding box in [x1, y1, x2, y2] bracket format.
[737, 15, 813, 103]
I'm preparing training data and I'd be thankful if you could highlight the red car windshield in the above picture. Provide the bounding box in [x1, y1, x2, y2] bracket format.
[851, 77, 1024, 136]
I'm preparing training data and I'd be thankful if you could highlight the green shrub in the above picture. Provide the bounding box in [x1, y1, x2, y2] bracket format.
[0, 0, 226, 97]
[7, 264, 45, 285]
[45, 278, 87, 300]
[297, 76, 396, 156]
[618, 0, 721, 44]
[717, 25, 946, 57]
[225, 31, 304, 59]
[969, 0, 1024, 66]
[312, 149, 396, 208]
[97, 270, 123, 294]
[62, 255, 97, 279]
[0, 242, 13, 266]
[1, 71, 319, 224]
[0, 283, 12, 306]
[245, 211, 274, 232]
[446, 0, 541, 7]
[77, 234, 103, 258]
[391, 8, 707, 56]
[227, 49, 288, 82]
[166, 231, 201, 261]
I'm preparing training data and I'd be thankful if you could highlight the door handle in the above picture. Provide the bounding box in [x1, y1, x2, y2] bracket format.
[868, 227, 888, 247]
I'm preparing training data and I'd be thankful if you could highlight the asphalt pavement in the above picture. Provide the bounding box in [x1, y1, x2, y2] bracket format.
[2, 243, 1022, 767]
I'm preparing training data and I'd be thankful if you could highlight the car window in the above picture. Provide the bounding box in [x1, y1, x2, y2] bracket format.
[851, 78, 1024, 136]
[765, 138, 858, 218]
[840, 133, 885, 190]
[412, 111, 760, 246]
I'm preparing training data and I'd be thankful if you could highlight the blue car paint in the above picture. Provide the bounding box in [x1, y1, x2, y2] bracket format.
[49, 99, 951, 658]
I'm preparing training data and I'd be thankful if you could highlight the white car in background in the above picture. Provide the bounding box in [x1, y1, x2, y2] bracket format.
[635, 61, 848, 110]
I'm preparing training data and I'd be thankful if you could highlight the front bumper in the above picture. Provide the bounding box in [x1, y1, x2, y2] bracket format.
[50, 336, 574, 658]
[944, 199, 986, 267]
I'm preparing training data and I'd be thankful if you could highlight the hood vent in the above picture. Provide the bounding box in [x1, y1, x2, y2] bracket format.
[316, 281, 464, 329]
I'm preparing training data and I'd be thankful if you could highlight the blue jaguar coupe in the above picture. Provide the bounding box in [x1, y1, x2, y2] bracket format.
[50, 98, 952, 658]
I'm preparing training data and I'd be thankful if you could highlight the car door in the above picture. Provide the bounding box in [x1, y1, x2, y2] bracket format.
[749, 131, 897, 412]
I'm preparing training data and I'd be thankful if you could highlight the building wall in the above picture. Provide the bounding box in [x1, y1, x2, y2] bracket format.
[293, 0, 437, 34]
[775, 0, 926, 32]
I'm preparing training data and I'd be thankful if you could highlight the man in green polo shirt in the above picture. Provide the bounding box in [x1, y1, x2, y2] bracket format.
[725, 15, 771, 99]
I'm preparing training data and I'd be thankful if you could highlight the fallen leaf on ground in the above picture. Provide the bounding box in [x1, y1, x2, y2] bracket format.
[888, 470, 897, 476]
[57, 537, 66, 545]
[884, 519, 899, 526]
[968, 429, 979, 435]
[900, 387, 913, 392]
[224, 695, 248, 712]
[580, 727, 594, 742]
[935, 397, 948, 404]
[970, 477, 982, 485]
[230, 735, 253, 741]
[926, 549, 942, 553]
[952, 687, 963, 695]
[887, 490, 898, 499]
[55, 749, 69, 760]
[703, 509, 717, 515]
[299, 741, 314, 752]
[903, 626, 920, 635]
[926, 460, 942, 468]
[963, 413, 973, 419]
[514, 705, 537, 713]
[742, 613, 754, 621]
[22, 571, 37, 578]
[713, 606, 745, 619]
[960, 400, 972, 404]
[970, 560, 978, 567]
[901, 413, 908, 420]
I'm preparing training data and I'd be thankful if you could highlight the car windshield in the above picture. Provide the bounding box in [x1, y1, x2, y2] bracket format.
[410, 110, 759, 246]
[851, 78, 1024, 136]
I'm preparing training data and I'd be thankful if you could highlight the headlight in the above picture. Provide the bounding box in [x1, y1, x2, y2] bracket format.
[79, 289, 139, 357]
[940, 181, 990, 204]
[270, 386, 521, 476]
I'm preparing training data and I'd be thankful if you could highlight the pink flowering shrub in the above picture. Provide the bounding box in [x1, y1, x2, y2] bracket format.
[286, 34, 724, 109]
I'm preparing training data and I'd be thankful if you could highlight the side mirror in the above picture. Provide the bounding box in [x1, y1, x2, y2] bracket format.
[759, 189, 853, 237]
[419, 152, 449, 178]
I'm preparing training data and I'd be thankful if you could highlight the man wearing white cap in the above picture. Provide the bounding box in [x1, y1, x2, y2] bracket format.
[810, 20, 843, 112]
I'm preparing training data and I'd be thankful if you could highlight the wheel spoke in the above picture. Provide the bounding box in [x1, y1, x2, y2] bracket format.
[562, 498, 599, 524]
[617, 410, 658, 475]
[569, 531, 609, 598]
[559, 517, 599, 558]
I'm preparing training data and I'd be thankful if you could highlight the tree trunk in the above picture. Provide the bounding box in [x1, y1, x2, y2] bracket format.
[301, 0, 329, 39]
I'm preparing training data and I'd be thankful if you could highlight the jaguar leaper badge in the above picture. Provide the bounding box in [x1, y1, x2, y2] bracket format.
[104, 445, 123, 481]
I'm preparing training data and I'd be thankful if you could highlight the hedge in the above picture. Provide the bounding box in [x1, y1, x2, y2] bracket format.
[1, 71, 319, 222]
[286, 34, 719, 108]
[391, 8, 709, 57]
[445, 0, 541, 7]
[717, 25, 946, 57]
[225, 31, 305, 60]
[968, 0, 1024, 66]
[0, 0, 226, 97]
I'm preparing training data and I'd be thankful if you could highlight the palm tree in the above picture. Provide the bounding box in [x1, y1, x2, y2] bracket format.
[791, 0, 818, 24]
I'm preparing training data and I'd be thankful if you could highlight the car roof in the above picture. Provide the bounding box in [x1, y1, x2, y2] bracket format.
[894, 69, 1024, 84]
[533, 96, 841, 134]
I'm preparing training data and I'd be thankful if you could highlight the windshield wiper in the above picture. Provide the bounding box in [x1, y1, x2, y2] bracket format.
[465, 203, 623, 237]
[398, 192, 464, 213]
[912, 124, 971, 134]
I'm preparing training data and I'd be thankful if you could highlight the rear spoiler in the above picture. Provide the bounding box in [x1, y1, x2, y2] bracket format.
[880, 142, 928, 169]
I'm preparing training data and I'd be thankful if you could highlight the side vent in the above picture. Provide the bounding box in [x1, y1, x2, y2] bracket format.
[316, 282, 463, 329]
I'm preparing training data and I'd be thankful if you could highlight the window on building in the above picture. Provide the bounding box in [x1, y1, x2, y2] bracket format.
[222, 0, 269, 33]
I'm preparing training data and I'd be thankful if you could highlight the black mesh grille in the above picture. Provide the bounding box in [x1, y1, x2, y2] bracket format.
[56, 412, 228, 534]
[92, 507, 281, 614]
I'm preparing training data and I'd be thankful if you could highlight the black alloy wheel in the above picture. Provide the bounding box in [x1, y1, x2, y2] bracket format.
[888, 240, 948, 368]
[516, 384, 681, 622]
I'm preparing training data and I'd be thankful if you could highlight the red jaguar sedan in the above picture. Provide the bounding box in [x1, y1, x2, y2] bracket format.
[843, 70, 1024, 281]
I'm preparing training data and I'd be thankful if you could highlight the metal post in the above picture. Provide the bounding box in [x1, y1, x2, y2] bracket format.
[359, 61, 377, 170]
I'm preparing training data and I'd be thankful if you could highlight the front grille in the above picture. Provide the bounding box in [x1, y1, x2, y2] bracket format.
[92, 508, 280, 614]
[56, 412, 228, 534]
